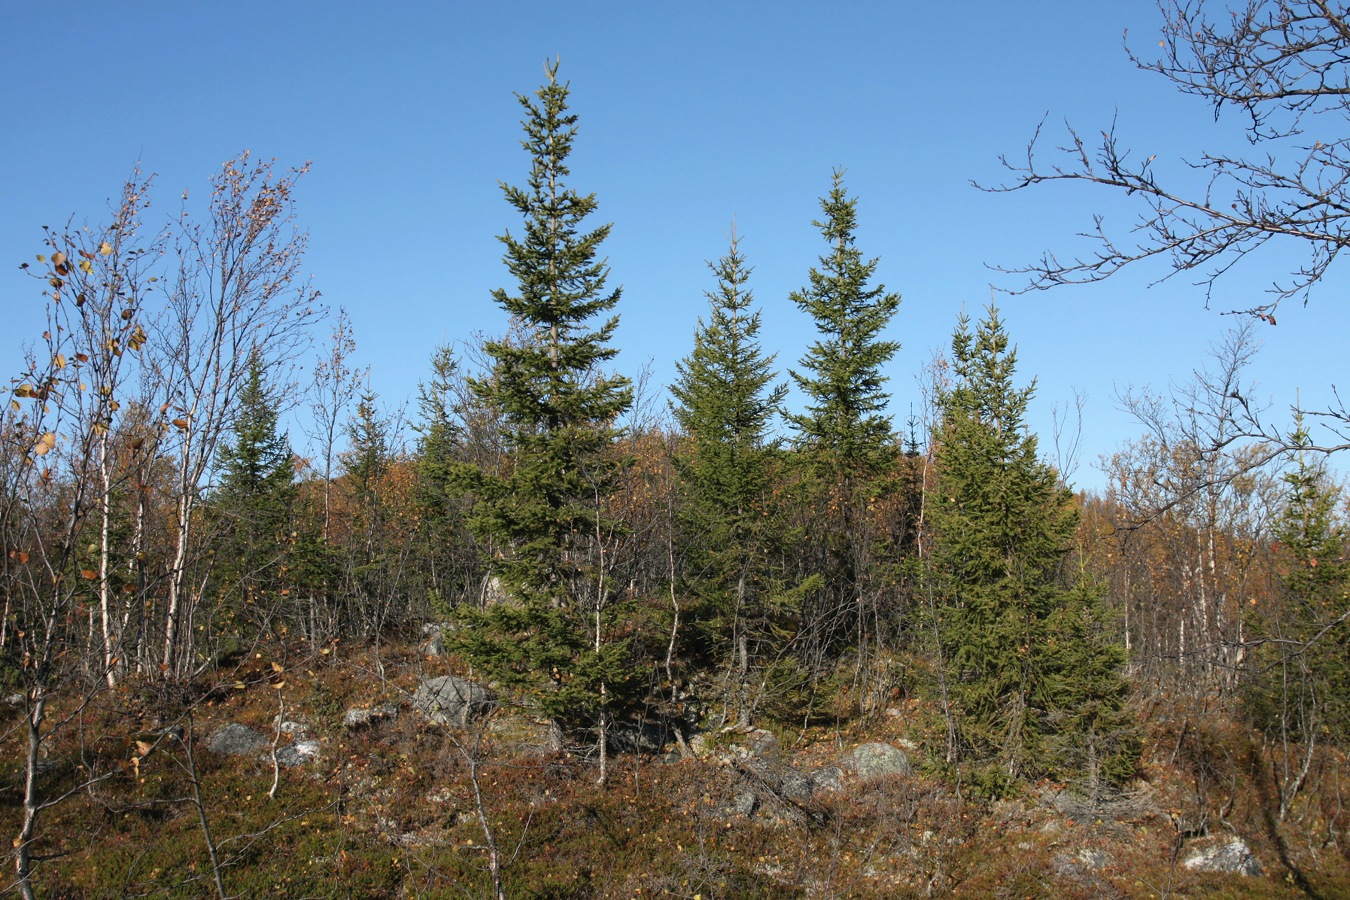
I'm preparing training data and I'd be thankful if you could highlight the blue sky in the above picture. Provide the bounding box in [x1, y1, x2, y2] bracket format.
[3, 2, 1345, 491]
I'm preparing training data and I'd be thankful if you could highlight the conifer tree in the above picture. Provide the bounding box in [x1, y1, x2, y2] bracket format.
[787, 171, 903, 667]
[789, 170, 900, 475]
[670, 230, 788, 711]
[412, 344, 477, 614]
[928, 305, 1132, 795]
[1246, 422, 1350, 803]
[452, 61, 635, 765]
[212, 352, 296, 637]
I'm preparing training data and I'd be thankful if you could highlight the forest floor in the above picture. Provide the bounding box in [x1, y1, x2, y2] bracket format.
[2, 638, 1347, 898]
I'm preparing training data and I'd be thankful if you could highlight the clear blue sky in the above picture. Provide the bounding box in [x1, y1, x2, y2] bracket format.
[3, 2, 1345, 491]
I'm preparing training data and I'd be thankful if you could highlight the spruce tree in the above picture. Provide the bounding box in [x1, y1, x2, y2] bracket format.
[212, 352, 296, 636]
[452, 61, 635, 761]
[786, 171, 903, 668]
[928, 305, 1132, 796]
[1246, 423, 1350, 752]
[670, 230, 788, 712]
[412, 344, 478, 615]
[788, 170, 900, 475]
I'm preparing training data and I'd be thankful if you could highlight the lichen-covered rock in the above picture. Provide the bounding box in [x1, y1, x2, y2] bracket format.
[274, 739, 321, 768]
[810, 766, 844, 792]
[207, 723, 268, 756]
[843, 742, 912, 780]
[344, 704, 398, 729]
[1184, 839, 1261, 876]
[413, 676, 494, 727]
[730, 789, 758, 817]
[421, 623, 455, 657]
[1053, 848, 1110, 877]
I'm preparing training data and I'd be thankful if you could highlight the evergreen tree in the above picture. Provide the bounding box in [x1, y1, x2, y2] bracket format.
[788, 170, 900, 475]
[212, 352, 296, 635]
[452, 61, 635, 761]
[670, 230, 789, 713]
[928, 305, 1132, 796]
[339, 388, 400, 635]
[412, 344, 478, 614]
[786, 171, 903, 668]
[1246, 423, 1350, 752]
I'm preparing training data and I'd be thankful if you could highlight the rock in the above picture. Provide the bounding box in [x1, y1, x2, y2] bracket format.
[730, 789, 758, 817]
[844, 742, 912, 780]
[413, 676, 494, 727]
[778, 770, 815, 802]
[4, 693, 25, 708]
[608, 719, 668, 754]
[1052, 848, 1108, 875]
[810, 766, 844, 792]
[744, 729, 779, 758]
[1183, 839, 1261, 877]
[344, 704, 398, 729]
[421, 623, 455, 657]
[207, 723, 269, 756]
[273, 718, 309, 736]
[274, 739, 320, 768]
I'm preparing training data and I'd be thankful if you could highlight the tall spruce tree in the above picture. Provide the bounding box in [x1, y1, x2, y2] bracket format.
[928, 305, 1132, 796]
[212, 352, 296, 636]
[452, 61, 635, 766]
[1246, 422, 1350, 773]
[670, 230, 788, 714]
[787, 171, 903, 668]
[788, 170, 900, 474]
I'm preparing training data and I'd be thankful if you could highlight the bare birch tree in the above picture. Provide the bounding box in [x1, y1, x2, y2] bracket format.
[150, 152, 320, 677]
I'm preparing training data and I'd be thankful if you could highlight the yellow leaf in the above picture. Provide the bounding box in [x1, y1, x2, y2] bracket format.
[53, 354, 66, 369]
[51, 251, 66, 267]
[33, 433, 55, 456]
[98, 241, 112, 256]
[79, 259, 93, 274]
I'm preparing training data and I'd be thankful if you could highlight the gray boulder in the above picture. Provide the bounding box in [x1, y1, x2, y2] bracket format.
[413, 676, 495, 726]
[777, 770, 815, 802]
[207, 723, 268, 756]
[608, 719, 669, 754]
[844, 742, 912, 780]
[1053, 848, 1110, 877]
[421, 622, 455, 657]
[810, 766, 844, 792]
[274, 739, 321, 768]
[344, 704, 398, 729]
[1184, 839, 1262, 877]
[730, 789, 759, 817]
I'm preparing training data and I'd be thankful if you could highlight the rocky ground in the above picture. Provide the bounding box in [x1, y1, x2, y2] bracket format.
[2, 639, 1345, 898]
